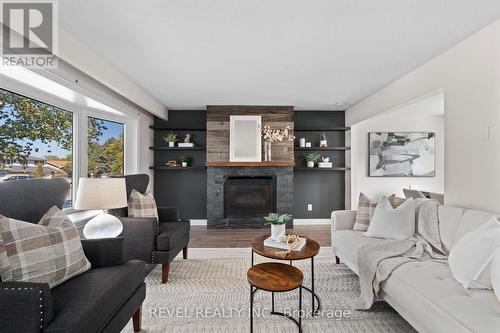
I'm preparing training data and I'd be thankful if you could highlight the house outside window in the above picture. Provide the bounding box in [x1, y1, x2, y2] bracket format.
[0, 88, 74, 206]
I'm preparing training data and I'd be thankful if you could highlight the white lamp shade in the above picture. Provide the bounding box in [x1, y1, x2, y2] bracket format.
[75, 178, 127, 210]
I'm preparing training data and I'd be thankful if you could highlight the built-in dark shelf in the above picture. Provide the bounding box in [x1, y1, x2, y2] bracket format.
[294, 127, 350, 132]
[149, 125, 206, 131]
[295, 147, 350, 151]
[294, 167, 350, 171]
[150, 166, 206, 171]
[293, 111, 348, 217]
[149, 146, 206, 151]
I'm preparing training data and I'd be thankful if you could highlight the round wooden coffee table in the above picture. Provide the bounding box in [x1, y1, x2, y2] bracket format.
[251, 235, 321, 314]
[247, 263, 303, 332]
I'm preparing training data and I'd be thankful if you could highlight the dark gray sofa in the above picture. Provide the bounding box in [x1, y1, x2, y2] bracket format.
[115, 174, 190, 283]
[0, 178, 145, 333]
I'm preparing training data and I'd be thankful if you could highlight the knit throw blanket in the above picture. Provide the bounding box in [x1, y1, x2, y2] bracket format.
[353, 200, 448, 310]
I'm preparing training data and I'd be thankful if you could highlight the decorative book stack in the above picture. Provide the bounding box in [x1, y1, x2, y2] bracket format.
[263, 236, 306, 251]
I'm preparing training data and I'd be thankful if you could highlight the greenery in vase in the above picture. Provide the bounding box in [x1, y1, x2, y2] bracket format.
[179, 155, 190, 163]
[162, 132, 177, 143]
[263, 213, 292, 225]
[302, 152, 321, 162]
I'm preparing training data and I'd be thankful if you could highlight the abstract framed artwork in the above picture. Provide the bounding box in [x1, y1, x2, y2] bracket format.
[369, 132, 435, 177]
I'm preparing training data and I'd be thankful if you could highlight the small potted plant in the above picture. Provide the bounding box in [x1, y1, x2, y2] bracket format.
[179, 155, 190, 167]
[264, 213, 292, 242]
[162, 132, 177, 147]
[303, 152, 321, 168]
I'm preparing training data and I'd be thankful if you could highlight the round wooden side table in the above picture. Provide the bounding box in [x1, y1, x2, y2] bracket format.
[251, 235, 321, 314]
[247, 262, 303, 333]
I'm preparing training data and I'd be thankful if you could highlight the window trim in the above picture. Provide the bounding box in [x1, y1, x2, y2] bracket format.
[0, 76, 139, 213]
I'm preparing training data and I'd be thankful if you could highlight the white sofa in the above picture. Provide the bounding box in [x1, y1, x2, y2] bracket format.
[331, 206, 500, 333]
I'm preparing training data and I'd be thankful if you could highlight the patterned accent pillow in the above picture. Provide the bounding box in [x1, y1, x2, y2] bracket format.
[353, 193, 399, 231]
[0, 206, 91, 288]
[128, 189, 159, 220]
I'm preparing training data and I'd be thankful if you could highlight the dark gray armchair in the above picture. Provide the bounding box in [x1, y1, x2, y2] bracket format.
[0, 178, 145, 333]
[116, 174, 190, 283]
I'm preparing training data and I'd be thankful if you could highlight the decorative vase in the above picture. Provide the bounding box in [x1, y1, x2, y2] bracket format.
[168, 142, 175, 147]
[181, 162, 187, 167]
[271, 223, 286, 242]
[299, 138, 306, 147]
[320, 133, 328, 148]
[264, 141, 272, 162]
[307, 161, 315, 168]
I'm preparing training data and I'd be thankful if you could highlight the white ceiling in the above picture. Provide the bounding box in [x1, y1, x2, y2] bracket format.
[59, 0, 500, 110]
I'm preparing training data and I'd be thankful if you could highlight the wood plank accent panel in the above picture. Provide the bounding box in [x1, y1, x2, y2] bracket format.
[206, 161, 295, 167]
[206, 105, 294, 162]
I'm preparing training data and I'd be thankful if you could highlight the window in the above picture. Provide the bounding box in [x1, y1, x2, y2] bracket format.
[87, 117, 124, 178]
[0, 88, 74, 207]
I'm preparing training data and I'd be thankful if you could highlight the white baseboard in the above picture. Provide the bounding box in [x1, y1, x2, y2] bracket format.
[190, 219, 208, 226]
[293, 219, 331, 225]
[189, 219, 331, 226]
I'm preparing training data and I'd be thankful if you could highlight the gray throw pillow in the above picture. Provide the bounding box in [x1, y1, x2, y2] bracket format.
[0, 206, 91, 288]
[353, 193, 401, 231]
[403, 188, 427, 199]
[128, 189, 159, 220]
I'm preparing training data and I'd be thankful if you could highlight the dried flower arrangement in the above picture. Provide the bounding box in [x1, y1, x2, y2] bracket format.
[261, 125, 295, 143]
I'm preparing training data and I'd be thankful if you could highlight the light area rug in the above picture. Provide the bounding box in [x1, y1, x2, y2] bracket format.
[123, 248, 415, 333]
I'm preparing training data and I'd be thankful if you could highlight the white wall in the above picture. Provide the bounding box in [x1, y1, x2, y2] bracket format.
[350, 94, 444, 208]
[58, 29, 168, 119]
[347, 19, 500, 213]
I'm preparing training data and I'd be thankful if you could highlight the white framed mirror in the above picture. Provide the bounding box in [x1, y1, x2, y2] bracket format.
[229, 115, 262, 162]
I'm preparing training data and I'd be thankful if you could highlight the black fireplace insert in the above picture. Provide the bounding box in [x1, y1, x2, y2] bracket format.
[224, 176, 277, 218]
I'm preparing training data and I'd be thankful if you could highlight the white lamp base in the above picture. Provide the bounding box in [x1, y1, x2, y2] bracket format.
[83, 213, 123, 239]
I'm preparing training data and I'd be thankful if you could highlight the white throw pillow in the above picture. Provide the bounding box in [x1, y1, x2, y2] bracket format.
[448, 217, 500, 289]
[491, 248, 500, 303]
[365, 196, 415, 240]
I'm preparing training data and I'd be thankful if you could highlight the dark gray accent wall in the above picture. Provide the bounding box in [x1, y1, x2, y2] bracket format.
[153, 110, 207, 219]
[207, 167, 293, 228]
[153, 110, 346, 221]
[294, 111, 346, 218]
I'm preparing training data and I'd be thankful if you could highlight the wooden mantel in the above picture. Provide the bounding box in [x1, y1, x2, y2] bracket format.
[205, 161, 295, 167]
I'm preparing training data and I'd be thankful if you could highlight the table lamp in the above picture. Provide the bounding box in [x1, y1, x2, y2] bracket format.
[75, 178, 127, 239]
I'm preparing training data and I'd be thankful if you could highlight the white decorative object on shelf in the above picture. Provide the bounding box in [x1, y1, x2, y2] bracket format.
[168, 142, 175, 147]
[320, 133, 328, 147]
[299, 138, 306, 147]
[318, 157, 332, 168]
[178, 143, 194, 148]
[75, 178, 128, 239]
[305, 142, 312, 147]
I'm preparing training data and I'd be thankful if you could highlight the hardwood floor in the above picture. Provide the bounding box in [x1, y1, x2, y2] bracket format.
[189, 225, 331, 248]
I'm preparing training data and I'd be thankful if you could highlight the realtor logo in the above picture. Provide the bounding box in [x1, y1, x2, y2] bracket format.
[0, 0, 58, 68]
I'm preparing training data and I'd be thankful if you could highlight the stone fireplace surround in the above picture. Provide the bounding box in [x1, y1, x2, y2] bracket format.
[207, 166, 293, 228]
